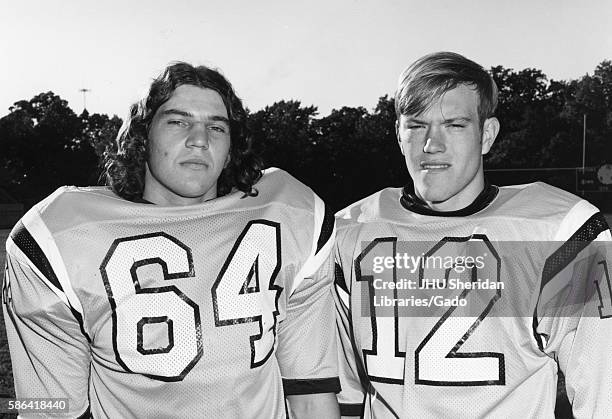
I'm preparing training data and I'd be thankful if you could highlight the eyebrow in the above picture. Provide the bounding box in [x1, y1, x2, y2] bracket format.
[160, 109, 230, 124]
[210, 115, 230, 124]
[443, 116, 472, 124]
[161, 109, 193, 118]
[403, 117, 427, 124]
[403, 116, 473, 124]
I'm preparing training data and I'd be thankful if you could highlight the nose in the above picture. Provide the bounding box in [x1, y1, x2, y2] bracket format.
[422, 130, 445, 153]
[186, 124, 209, 149]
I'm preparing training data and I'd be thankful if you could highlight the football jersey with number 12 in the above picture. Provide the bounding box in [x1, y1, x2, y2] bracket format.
[334, 182, 612, 418]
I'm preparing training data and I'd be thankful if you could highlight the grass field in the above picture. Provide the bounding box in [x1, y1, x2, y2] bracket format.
[0, 218, 611, 416]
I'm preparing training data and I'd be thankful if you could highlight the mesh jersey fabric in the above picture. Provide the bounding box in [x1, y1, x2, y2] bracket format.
[2, 168, 339, 419]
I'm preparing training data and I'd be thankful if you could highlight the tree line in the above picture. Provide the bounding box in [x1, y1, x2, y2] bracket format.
[1, 62, 610, 211]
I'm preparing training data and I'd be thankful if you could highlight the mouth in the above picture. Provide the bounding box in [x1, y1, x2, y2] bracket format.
[420, 161, 451, 171]
[180, 159, 209, 170]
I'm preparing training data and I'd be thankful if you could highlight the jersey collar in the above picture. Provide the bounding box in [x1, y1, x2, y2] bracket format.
[400, 182, 499, 217]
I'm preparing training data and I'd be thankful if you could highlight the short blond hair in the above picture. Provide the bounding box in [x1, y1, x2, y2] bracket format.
[395, 51, 498, 127]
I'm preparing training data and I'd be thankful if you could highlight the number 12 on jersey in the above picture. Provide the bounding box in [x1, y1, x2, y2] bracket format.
[356, 235, 505, 386]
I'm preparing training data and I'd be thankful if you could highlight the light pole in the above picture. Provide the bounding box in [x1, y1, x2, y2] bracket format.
[79, 88, 91, 112]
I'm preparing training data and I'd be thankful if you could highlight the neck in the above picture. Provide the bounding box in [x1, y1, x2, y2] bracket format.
[418, 177, 486, 212]
[401, 181, 498, 217]
[142, 187, 217, 206]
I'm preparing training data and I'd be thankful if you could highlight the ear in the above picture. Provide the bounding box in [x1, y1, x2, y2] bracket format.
[395, 119, 405, 156]
[481, 117, 500, 155]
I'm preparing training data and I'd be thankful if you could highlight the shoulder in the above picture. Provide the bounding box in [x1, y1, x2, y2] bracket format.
[496, 182, 607, 240]
[10, 186, 123, 238]
[336, 187, 402, 229]
[334, 187, 403, 250]
[250, 166, 333, 239]
[252, 167, 322, 213]
[498, 182, 596, 214]
[257, 167, 313, 195]
[499, 182, 583, 205]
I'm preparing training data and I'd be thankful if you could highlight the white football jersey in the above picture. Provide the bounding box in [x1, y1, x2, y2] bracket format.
[2, 168, 339, 418]
[334, 182, 611, 418]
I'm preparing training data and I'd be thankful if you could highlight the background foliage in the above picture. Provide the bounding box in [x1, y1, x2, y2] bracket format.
[1, 62, 611, 211]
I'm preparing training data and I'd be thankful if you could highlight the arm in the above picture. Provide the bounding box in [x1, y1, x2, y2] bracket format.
[2, 224, 91, 418]
[277, 198, 341, 416]
[535, 211, 612, 418]
[286, 393, 340, 419]
[278, 253, 341, 417]
[333, 260, 366, 419]
[559, 229, 612, 418]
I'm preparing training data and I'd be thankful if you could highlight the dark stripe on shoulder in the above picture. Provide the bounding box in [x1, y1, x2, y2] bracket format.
[11, 221, 63, 292]
[315, 204, 334, 254]
[540, 212, 609, 291]
[340, 403, 365, 417]
[10, 221, 91, 342]
[283, 377, 341, 395]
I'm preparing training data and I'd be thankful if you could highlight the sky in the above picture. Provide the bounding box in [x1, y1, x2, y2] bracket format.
[1, 0, 611, 119]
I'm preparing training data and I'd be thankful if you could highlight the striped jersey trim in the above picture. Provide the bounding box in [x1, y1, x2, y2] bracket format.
[541, 212, 609, 292]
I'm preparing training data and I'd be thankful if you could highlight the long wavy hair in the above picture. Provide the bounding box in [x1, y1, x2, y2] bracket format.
[103, 62, 263, 201]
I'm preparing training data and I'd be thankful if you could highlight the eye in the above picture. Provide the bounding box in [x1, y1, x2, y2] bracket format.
[208, 124, 228, 134]
[407, 124, 425, 130]
[448, 123, 466, 129]
[168, 119, 188, 127]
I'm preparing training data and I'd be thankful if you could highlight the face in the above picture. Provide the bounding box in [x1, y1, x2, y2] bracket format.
[143, 84, 231, 206]
[396, 84, 499, 211]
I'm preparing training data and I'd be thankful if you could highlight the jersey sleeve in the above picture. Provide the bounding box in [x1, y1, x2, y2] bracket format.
[2, 219, 91, 418]
[277, 197, 341, 395]
[534, 205, 612, 418]
[334, 263, 367, 417]
[333, 226, 367, 417]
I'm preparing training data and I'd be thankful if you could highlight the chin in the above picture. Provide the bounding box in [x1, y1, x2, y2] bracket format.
[180, 182, 213, 194]
[423, 195, 450, 205]
[415, 185, 446, 203]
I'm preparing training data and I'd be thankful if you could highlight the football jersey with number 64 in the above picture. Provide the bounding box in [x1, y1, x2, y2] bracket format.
[2, 168, 339, 418]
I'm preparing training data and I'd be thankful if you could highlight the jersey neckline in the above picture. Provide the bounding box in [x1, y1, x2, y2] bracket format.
[400, 182, 499, 217]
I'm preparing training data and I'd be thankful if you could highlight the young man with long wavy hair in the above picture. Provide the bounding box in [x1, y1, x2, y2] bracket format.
[3, 62, 340, 418]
